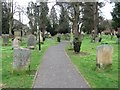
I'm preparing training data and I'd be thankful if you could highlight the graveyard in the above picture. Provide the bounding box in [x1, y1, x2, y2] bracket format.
[1, 34, 118, 88]
[1, 37, 58, 88]
[1, 0, 120, 89]
[66, 34, 118, 88]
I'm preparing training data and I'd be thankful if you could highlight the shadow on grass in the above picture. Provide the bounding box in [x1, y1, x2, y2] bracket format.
[68, 50, 90, 56]
[26, 70, 36, 76]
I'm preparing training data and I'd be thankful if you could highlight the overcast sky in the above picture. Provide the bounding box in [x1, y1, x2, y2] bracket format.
[13, 0, 114, 25]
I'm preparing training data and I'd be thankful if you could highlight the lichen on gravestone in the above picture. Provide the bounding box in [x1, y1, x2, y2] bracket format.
[13, 48, 31, 71]
[96, 45, 113, 69]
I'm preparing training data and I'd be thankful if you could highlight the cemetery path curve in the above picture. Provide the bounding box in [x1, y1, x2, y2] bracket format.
[33, 41, 90, 88]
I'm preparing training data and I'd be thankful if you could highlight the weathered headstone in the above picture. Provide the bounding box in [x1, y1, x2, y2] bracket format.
[96, 45, 113, 69]
[2, 34, 9, 46]
[12, 37, 20, 49]
[13, 48, 31, 70]
[27, 34, 36, 49]
[14, 31, 21, 38]
[95, 37, 102, 43]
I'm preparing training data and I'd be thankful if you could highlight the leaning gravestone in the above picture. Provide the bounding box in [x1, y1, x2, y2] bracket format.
[12, 37, 20, 49]
[13, 48, 31, 70]
[2, 34, 9, 46]
[27, 34, 36, 49]
[96, 45, 113, 69]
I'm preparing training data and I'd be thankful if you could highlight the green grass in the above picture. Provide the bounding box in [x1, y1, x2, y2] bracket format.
[1, 37, 57, 88]
[66, 35, 118, 88]
[0, 38, 2, 88]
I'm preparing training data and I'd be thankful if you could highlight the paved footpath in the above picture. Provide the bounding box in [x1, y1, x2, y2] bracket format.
[33, 41, 90, 88]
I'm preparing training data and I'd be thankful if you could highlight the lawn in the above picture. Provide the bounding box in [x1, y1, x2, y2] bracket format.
[1, 37, 57, 88]
[66, 35, 118, 88]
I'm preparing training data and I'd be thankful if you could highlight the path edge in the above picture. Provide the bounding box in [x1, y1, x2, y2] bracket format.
[32, 47, 49, 88]
[32, 51, 42, 88]
[64, 48, 91, 88]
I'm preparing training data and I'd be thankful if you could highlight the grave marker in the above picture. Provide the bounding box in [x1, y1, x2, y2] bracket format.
[13, 48, 31, 70]
[2, 34, 9, 45]
[96, 45, 113, 69]
[27, 34, 36, 49]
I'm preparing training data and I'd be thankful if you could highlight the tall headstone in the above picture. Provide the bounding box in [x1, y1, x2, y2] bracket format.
[2, 34, 9, 46]
[27, 34, 36, 49]
[96, 45, 113, 68]
[13, 48, 31, 70]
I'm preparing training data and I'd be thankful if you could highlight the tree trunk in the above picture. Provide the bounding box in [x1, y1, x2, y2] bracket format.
[72, 3, 82, 53]
[93, 2, 98, 42]
[0, 1, 1, 36]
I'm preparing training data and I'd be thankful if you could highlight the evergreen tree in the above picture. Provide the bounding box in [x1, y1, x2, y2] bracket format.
[58, 5, 70, 34]
[2, 2, 9, 34]
[111, 2, 120, 29]
[39, 2, 49, 41]
[49, 6, 58, 36]
[82, 2, 94, 34]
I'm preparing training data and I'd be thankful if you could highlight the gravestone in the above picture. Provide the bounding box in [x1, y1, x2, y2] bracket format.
[2, 34, 9, 46]
[95, 37, 99, 43]
[13, 48, 31, 70]
[96, 45, 113, 69]
[27, 34, 36, 49]
[12, 37, 20, 49]
[14, 31, 21, 38]
[95, 37, 102, 43]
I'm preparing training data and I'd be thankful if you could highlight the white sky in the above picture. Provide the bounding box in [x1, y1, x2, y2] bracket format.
[13, 0, 114, 25]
